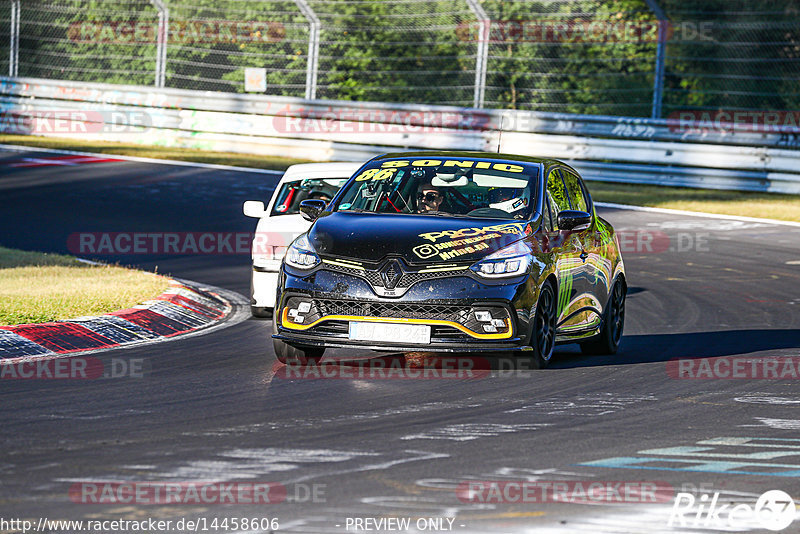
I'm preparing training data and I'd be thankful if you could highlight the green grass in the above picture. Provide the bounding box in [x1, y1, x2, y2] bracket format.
[588, 181, 800, 222]
[0, 246, 169, 326]
[3, 134, 799, 222]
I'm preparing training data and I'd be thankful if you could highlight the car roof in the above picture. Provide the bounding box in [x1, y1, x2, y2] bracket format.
[369, 150, 555, 166]
[279, 162, 362, 183]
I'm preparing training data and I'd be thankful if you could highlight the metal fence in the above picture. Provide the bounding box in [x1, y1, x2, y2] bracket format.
[0, 0, 798, 118]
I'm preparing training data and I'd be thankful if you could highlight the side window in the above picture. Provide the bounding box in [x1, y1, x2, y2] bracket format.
[546, 169, 571, 213]
[543, 193, 555, 231]
[562, 170, 590, 213]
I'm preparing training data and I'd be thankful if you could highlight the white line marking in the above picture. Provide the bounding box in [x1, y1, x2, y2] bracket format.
[284, 450, 449, 485]
[734, 395, 800, 405]
[596, 201, 800, 228]
[402, 423, 550, 441]
[0, 143, 283, 175]
[75, 257, 104, 266]
[753, 418, 800, 430]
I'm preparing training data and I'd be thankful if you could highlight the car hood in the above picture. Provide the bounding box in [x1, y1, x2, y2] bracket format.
[308, 212, 533, 264]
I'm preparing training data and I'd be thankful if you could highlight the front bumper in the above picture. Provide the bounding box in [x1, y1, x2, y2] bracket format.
[273, 265, 537, 352]
[272, 332, 533, 353]
[251, 267, 278, 308]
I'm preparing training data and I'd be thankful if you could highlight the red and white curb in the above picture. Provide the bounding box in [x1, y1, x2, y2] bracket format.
[0, 279, 249, 361]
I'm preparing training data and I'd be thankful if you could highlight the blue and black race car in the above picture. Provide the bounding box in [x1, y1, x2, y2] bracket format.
[271, 151, 626, 368]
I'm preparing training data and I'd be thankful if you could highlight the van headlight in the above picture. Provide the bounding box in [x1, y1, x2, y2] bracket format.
[470, 241, 532, 278]
[285, 234, 320, 269]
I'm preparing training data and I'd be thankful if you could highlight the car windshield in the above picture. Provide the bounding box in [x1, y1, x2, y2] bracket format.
[333, 158, 539, 219]
[270, 177, 348, 216]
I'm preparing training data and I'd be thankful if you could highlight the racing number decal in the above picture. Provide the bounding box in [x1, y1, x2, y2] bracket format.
[354, 168, 397, 181]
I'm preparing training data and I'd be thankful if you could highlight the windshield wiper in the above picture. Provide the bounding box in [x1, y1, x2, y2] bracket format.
[430, 212, 471, 218]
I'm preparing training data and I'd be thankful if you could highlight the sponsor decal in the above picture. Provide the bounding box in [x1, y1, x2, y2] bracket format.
[413, 223, 528, 261]
[380, 159, 525, 172]
[412, 243, 439, 260]
[418, 222, 527, 243]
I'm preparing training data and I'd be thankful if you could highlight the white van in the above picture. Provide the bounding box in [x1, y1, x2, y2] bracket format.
[242, 162, 361, 317]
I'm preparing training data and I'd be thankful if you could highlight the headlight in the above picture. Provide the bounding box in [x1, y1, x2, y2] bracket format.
[470, 241, 532, 278]
[285, 234, 320, 269]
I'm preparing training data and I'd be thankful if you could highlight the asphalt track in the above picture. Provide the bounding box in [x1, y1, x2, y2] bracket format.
[1, 146, 799, 533]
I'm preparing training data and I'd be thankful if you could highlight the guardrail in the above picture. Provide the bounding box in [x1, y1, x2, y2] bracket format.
[1, 76, 799, 194]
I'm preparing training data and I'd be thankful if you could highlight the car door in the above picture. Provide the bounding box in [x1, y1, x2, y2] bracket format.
[560, 167, 606, 332]
[544, 167, 587, 332]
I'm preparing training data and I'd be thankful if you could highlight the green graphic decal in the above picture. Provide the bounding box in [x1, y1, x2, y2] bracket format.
[558, 272, 573, 314]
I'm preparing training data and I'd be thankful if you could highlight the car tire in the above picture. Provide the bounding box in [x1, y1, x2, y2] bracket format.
[530, 280, 557, 369]
[271, 315, 324, 365]
[251, 306, 273, 318]
[580, 279, 626, 356]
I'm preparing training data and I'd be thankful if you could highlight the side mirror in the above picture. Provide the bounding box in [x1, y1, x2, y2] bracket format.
[299, 199, 327, 222]
[557, 210, 592, 231]
[243, 200, 266, 218]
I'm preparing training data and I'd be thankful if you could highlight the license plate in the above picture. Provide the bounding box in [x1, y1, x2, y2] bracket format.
[348, 322, 431, 344]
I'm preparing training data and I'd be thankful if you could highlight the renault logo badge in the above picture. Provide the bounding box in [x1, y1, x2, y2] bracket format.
[380, 260, 404, 289]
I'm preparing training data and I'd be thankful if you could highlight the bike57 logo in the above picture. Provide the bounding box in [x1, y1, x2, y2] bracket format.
[668, 489, 796, 531]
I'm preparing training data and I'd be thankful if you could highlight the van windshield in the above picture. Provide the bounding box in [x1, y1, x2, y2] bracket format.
[270, 178, 348, 216]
